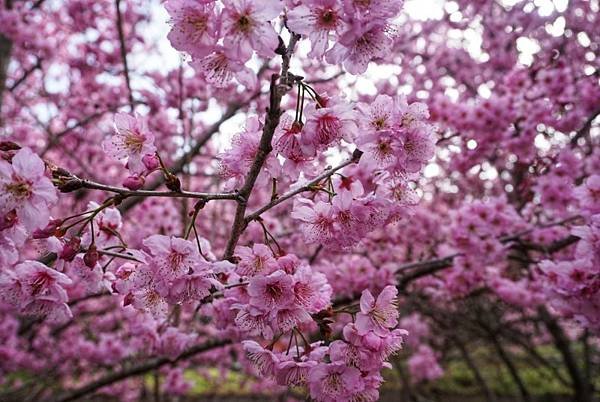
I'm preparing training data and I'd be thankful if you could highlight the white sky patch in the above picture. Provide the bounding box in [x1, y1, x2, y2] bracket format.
[404, 0, 445, 20]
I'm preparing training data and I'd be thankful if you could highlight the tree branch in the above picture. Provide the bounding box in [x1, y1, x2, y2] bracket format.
[397, 254, 458, 290]
[222, 33, 300, 259]
[117, 92, 262, 213]
[76, 177, 240, 202]
[50, 339, 231, 402]
[570, 106, 600, 147]
[115, 0, 134, 110]
[244, 151, 361, 224]
[0, 0, 14, 122]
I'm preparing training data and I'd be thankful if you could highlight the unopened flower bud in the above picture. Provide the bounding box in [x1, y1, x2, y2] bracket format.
[315, 94, 329, 108]
[60, 237, 81, 261]
[123, 175, 145, 190]
[58, 178, 83, 193]
[84, 245, 100, 268]
[32, 219, 63, 239]
[142, 154, 160, 171]
[123, 292, 134, 306]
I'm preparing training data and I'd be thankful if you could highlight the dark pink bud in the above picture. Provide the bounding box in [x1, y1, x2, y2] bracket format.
[123, 292, 134, 306]
[123, 175, 145, 190]
[60, 237, 81, 261]
[32, 219, 63, 239]
[83, 245, 100, 268]
[142, 154, 160, 171]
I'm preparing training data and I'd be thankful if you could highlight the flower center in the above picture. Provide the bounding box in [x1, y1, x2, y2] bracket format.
[377, 140, 392, 155]
[30, 272, 52, 296]
[237, 14, 253, 33]
[123, 131, 146, 153]
[167, 251, 186, 271]
[319, 8, 337, 27]
[185, 14, 207, 33]
[323, 372, 343, 395]
[5, 180, 32, 199]
[266, 283, 283, 301]
[373, 117, 387, 130]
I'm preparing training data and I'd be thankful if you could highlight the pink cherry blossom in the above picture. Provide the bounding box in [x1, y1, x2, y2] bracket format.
[102, 113, 156, 174]
[191, 46, 257, 88]
[0, 147, 57, 231]
[308, 362, 364, 402]
[235, 243, 279, 277]
[325, 22, 391, 74]
[143, 234, 201, 278]
[287, 0, 345, 58]
[301, 96, 359, 154]
[221, 0, 282, 60]
[165, 0, 218, 58]
[355, 285, 399, 336]
[247, 270, 294, 311]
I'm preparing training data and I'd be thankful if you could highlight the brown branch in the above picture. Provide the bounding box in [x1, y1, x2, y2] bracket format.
[333, 254, 458, 307]
[452, 336, 497, 402]
[73, 176, 241, 202]
[41, 104, 135, 156]
[49, 339, 231, 402]
[117, 93, 261, 213]
[500, 215, 582, 243]
[488, 330, 532, 402]
[49, 165, 241, 203]
[222, 33, 300, 259]
[570, 106, 600, 147]
[8, 58, 41, 92]
[397, 254, 458, 290]
[516, 234, 580, 254]
[244, 151, 360, 224]
[115, 0, 134, 110]
[539, 306, 592, 402]
[0, 0, 14, 122]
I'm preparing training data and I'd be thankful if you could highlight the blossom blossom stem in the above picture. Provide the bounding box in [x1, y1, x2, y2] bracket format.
[63, 176, 241, 202]
[97, 249, 144, 263]
[244, 153, 361, 223]
[184, 205, 202, 240]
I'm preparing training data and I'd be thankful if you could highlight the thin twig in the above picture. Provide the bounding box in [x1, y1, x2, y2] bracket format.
[49, 339, 231, 402]
[222, 32, 300, 259]
[244, 153, 360, 224]
[115, 0, 134, 110]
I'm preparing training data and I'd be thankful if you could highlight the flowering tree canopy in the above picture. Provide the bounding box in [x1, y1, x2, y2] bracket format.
[0, 0, 599, 401]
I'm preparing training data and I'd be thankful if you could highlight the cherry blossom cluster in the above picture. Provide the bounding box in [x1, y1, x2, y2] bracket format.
[284, 94, 435, 249]
[165, 0, 405, 87]
[242, 285, 406, 402]
[539, 175, 600, 330]
[428, 197, 528, 297]
[113, 234, 220, 319]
